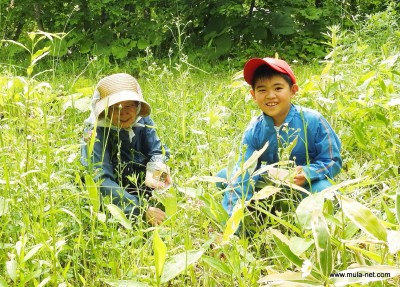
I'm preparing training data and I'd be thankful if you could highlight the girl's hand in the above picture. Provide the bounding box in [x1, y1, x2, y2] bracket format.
[145, 207, 166, 226]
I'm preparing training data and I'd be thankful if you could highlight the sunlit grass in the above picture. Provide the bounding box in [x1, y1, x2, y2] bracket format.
[0, 7, 400, 285]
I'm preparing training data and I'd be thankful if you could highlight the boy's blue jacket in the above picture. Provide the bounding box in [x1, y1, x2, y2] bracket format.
[81, 116, 169, 216]
[222, 104, 342, 215]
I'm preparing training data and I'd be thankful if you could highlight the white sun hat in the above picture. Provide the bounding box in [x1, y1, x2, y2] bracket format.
[94, 73, 151, 118]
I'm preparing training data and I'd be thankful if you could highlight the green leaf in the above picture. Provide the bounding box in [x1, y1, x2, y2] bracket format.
[311, 209, 333, 277]
[37, 277, 51, 287]
[222, 203, 244, 241]
[213, 34, 232, 56]
[153, 229, 167, 283]
[85, 174, 100, 213]
[106, 204, 132, 230]
[137, 38, 149, 50]
[289, 237, 314, 257]
[164, 187, 177, 218]
[357, 70, 376, 86]
[199, 193, 229, 225]
[0, 197, 9, 216]
[381, 199, 396, 224]
[231, 141, 269, 182]
[269, 12, 296, 35]
[202, 255, 232, 276]
[338, 195, 387, 241]
[1, 39, 30, 52]
[0, 275, 9, 287]
[31, 46, 50, 65]
[23, 243, 44, 263]
[251, 185, 280, 201]
[296, 192, 325, 230]
[6, 258, 17, 281]
[258, 271, 321, 285]
[271, 229, 303, 268]
[111, 43, 129, 59]
[344, 244, 382, 262]
[226, 151, 237, 179]
[161, 249, 204, 283]
[329, 265, 400, 286]
[299, 7, 323, 20]
[396, 186, 400, 225]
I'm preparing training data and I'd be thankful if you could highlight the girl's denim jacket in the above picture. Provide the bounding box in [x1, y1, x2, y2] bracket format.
[81, 116, 169, 217]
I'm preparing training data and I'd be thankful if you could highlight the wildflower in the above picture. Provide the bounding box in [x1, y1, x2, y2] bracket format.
[387, 230, 400, 254]
[324, 190, 336, 201]
[301, 259, 313, 278]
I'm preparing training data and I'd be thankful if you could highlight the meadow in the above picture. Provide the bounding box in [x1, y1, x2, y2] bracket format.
[0, 7, 400, 287]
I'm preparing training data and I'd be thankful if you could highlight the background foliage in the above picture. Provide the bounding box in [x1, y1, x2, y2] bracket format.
[0, 0, 396, 64]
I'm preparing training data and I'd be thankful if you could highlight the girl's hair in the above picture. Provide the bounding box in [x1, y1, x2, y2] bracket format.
[252, 65, 293, 89]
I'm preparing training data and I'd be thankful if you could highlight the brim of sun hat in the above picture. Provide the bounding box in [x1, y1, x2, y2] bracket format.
[243, 57, 296, 86]
[94, 90, 151, 118]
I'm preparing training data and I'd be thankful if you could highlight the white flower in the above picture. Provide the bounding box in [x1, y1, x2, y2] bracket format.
[324, 190, 336, 201]
[301, 259, 313, 278]
[387, 230, 400, 254]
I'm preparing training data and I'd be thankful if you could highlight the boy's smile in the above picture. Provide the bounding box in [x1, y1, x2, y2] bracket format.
[250, 75, 298, 126]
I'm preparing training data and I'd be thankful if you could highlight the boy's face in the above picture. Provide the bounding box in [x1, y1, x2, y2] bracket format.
[107, 100, 138, 128]
[250, 75, 298, 126]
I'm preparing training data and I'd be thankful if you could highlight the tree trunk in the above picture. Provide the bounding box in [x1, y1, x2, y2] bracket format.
[33, 3, 44, 31]
[248, 0, 256, 17]
[13, 21, 24, 40]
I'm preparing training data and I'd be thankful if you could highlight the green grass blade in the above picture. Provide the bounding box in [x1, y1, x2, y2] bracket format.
[311, 209, 333, 277]
[396, 186, 400, 224]
[85, 174, 100, 213]
[153, 229, 167, 285]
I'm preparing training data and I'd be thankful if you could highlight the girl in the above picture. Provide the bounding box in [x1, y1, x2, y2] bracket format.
[81, 73, 171, 226]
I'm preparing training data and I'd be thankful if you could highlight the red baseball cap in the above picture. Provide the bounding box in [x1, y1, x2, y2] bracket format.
[243, 57, 296, 86]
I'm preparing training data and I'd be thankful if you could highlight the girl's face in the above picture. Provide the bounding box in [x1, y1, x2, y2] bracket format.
[107, 100, 139, 128]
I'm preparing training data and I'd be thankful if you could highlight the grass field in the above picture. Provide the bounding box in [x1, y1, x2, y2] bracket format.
[0, 8, 400, 287]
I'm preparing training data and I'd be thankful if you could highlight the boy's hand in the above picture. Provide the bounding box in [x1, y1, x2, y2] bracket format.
[145, 207, 166, 226]
[294, 166, 307, 186]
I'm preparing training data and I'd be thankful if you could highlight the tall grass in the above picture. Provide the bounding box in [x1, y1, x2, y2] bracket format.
[0, 5, 399, 287]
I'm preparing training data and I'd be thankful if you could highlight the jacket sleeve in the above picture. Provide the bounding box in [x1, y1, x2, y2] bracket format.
[142, 117, 170, 163]
[302, 116, 342, 182]
[92, 128, 142, 217]
[221, 129, 261, 216]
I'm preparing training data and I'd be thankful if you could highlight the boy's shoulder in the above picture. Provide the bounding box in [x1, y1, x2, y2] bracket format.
[293, 105, 324, 121]
[243, 114, 274, 136]
[247, 114, 269, 128]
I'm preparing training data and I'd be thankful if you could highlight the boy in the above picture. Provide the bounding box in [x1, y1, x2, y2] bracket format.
[81, 73, 171, 226]
[219, 57, 342, 216]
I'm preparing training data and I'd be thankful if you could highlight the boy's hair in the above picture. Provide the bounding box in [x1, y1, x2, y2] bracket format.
[252, 65, 294, 89]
